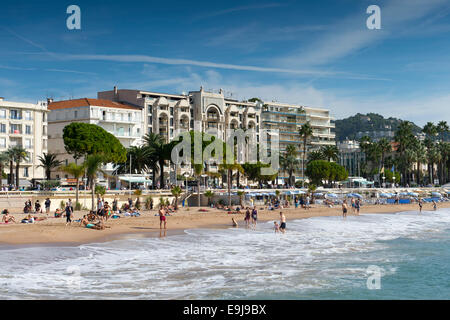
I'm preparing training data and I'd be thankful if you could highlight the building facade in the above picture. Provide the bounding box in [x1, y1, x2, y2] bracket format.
[337, 139, 366, 177]
[47, 98, 144, 182]
[0, 97, 48, 185]
[98, 87, 335, 185]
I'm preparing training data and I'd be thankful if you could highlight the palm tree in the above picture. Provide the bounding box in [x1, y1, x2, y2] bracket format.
[114, 146, 149, 175]
[10, 146, 28, 189]
[84, 154, 106, 211]
[219, 162, 243, 207]
[307, 150, 326, 163]
[298, 121, 313, 187]
[237, 190, 245, 207]
[0, 152, 9, 184]
[61, 163, 85, 208]
[320, 145, 339, 162]
[280, 153, 300, 187]
[394, 121, 415, 185]
[437, 121, 449, 142]
[377, 138, 392, 170]
[171, 185, 182, 210]
[5, 148, 15, 186]
[144, 133, 173, 189]
[204, 190, 215, 207]
[413, 141, 427, 186]
[193, 163, 203, 207]
[38, 153, 62, 180]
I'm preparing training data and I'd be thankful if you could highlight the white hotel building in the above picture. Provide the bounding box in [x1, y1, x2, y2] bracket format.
[47, 98, 144, 181]
[0, 97, 48, 185]
[98, 87, 335, 185]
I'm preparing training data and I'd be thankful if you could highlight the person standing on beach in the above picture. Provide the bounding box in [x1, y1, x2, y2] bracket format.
[418, 199, 423, 213]
[432, 200, 437, 211]
[306, 195, 310, 210]
[65, 202, 73, 226]
[45, 198, 51, 214]
[355, 199, 360, 215]
[342, 200, 348, 219]
[159, 206, 167, 229]
[279, 212, 286, 233]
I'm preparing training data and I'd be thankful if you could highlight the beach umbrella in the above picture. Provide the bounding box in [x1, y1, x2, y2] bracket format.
[431, 192, 442, 197]
[326, 193, 338, 198]
[314, 193, 324, 196]
[379, 193, 391, 198]
[407, 192, 419, 197]
[352, 193, 363, 198]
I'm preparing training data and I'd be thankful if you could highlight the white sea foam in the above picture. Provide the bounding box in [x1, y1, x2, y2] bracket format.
[0, 208, 449, 299]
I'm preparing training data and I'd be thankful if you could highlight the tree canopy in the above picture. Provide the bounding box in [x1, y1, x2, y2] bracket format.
[63, 122, 127, 163]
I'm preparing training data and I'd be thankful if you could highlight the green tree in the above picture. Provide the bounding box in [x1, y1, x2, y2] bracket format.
[171, 185, 182, 210]
[298, 121, 313, 187]
[63, 122, 127, 163]
[305, 160, 331, 186]
[307, 150, 326, 163]
[84, 154, 106, 211]
[144, 132, 175, 189]
[204, 190, 215, 206]
[280, 145, 299, 187]
[0, 152, 9, 180]
[237, 190, 245, 207]
[320, 145, 339, 162]
[114, 146, 150, 175]
[394, 121, 416, 185]
[9, 146, 28, 188]
[38, 153, 62, 180]
[61, 163, 85, 208]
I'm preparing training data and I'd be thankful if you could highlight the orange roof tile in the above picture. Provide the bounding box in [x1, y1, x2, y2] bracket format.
[48, 98, 140, 111]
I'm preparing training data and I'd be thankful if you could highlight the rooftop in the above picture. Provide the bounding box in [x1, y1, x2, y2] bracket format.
[48, 98, 140, 111]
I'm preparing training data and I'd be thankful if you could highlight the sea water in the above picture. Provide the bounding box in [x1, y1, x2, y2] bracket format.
[0, 208, 449, 300]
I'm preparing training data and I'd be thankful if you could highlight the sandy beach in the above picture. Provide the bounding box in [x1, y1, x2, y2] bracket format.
[1, 201, 449, 246]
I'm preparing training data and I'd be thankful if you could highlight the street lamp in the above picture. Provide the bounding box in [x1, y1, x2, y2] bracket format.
[183, 172, 190, 192]
[201, 174, 208, 190]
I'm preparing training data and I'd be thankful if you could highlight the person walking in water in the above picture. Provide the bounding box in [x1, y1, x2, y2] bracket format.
[244, 207, 251, 228]
[418, 198, 423, 213]
[432, 200, 437, 211]
[159, 205, 167, 229]
[279, 212, 286, 233]
[342, 200, 348, 219]
[251, 207, 258, 228]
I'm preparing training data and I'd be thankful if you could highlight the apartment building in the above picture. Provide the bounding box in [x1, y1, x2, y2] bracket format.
[47, 98, 144, 181]
[337, 139, 366, 177]
[0, 97, 48, 185]
[98, 87, 335, 185]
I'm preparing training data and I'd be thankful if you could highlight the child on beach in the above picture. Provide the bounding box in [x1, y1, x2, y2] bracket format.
[274, 221, 280, 233]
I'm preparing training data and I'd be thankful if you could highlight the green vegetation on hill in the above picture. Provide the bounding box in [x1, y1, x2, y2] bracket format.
[334, 113, 422, 142]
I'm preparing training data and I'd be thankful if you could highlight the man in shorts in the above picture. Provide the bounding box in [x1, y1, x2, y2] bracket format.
[279, 212, 286, 233]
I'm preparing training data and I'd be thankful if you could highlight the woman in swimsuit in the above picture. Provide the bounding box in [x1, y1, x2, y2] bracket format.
[159, 206, 167, 229]
[2, 213, 16, 224]
[244, 207, 251, 228]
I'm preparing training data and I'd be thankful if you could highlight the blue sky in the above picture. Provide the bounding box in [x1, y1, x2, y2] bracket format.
[0, 0, 449, 125]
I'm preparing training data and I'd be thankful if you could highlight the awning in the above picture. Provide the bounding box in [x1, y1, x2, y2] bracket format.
[118, 176, 152, 183]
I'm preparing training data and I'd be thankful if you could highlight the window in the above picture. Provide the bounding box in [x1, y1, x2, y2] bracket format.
[25, 125, 31, 135]
[0, 138, 5, 148]
[10, 124, 21, 134]
[170, 107, 174, 116]
[25, 139, 32, 148]
[148, 127, 152, 134]
[0, 109, 6, 119]
[0, 124, 5, 133]
[25, 111, 32, 120]
[10, 110, 20, 119]
[128, 113, 132, 121]
[23, 167, 29, 178]
[170, 118, 173, 126]
[74, 110, 78, 118]
[136, 128, 140, 135]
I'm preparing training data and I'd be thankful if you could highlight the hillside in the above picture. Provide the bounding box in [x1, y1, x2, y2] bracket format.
[334, 113, 422, 142]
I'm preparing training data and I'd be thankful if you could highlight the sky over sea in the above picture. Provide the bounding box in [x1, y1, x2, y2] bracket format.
[0, 0, 449, 125]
